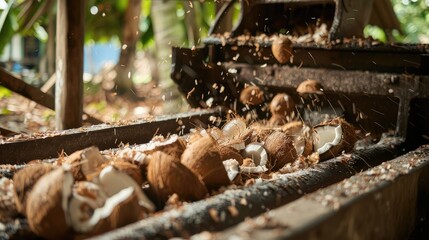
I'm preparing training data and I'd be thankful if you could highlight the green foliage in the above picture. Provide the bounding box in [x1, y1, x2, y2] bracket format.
[85, 0, 125, 42]
[391, 0, 429, 43]
[364, 25, 387, 42]
[0, 2, 18, 55]
[139, 14, 154, 48]
[0, 86, 12, 99]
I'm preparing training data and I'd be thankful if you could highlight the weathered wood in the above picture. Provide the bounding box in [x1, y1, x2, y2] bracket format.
[0, 108, 224, 164]
[0, 68, 102, 125]
[55, 0, 85, 130]
[0, 68, 54, 109]
[0, 126, 17, 137]
[213, 145, 429, 240]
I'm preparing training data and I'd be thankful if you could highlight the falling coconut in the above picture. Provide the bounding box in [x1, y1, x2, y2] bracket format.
[239, 85, 264, 105]
[296, 79, 324, 96]
[270, 93, 295, 117]
[271, 35, 293, 64]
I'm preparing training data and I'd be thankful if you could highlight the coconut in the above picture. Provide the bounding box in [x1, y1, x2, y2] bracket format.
[271, 35, 293, 64]
[96, 165, 155, 213]
[296, 79, 324, 95]
[181, 135, 230, 190]
[148, 151, 208, 205]
[68, 181, 143, 236]
[239, 85, 264, 105]
[26, 167, 74, 240]
[282, 121, 314, 157]
[221, 118, 247, 137]
[218, 145, 244, 165]
[12, 163, 55, 216]
[106, 161, 143, 186]
[313, 117, 357, 161]
[248, 123, 275, 142]
[140, 134, 186, 160]
[270, 93, 295, 116]
[240, 143, 269, 173]
[63, 146, 107, 181]
[263, 131, 298, 170]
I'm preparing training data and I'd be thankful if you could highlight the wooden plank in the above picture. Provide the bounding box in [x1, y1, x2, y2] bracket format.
[0, 68, 102, 125]
[0, 68, 54, 109]
[0, 108, 224, 164]
[55, 0, 85, 130]
[0, 126, 17, 137]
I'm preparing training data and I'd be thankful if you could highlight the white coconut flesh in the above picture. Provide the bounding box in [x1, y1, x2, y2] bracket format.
[69, 187, 134, 233]
[240, 143, 268, 173]
[97, 166, 155, 212]
[222, 118, 246, 138]
[222, 159, 240, 181]
[313, 125, 342, 155]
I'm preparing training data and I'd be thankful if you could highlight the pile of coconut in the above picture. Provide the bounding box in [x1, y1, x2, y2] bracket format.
[0, 114, 357, 239]
[0, 79, 358, 239]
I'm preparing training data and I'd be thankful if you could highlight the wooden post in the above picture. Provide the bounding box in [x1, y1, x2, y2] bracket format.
[55, 0, 85, 130]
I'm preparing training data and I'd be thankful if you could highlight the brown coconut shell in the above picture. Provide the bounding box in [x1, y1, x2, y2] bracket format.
[313, 117, 357, 161]
[143, 134, 187, 160]
[296, 79, 324, 95]
[263, 131, 298, 170]
[109, 161, 144, 186]
[239, 85, 264, 105]
[85, 188, 144, 237]
[282, 121, 304, 136]
[26, 168, 74, 240]
[248, 123, 275, 143]
[181, 135, 230, 190]
[12, 163, 55, 216]
[270, 93, 295, 116]
[148, 151, 208, 205]
[218, 145, 244, 165]
[271, 36, 293, 64]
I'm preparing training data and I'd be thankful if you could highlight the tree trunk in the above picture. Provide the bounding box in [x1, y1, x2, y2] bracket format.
[183, 1, 200, 46]
[113, 0, 142, 98]
[151, 0, 187, 113]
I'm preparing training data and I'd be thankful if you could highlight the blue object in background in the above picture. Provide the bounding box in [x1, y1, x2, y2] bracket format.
[84, 41, 120, 74]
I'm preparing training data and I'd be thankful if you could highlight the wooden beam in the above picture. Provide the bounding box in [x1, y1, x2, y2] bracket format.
[0, 68, 54, 109]
[0, 108, 224, 164]
[55, 0, 85, 130]
[0, 68, 102, 125]
[0, 126, 17, 137]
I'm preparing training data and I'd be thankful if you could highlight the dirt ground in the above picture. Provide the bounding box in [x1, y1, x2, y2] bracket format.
[0, 81, 190, 137]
